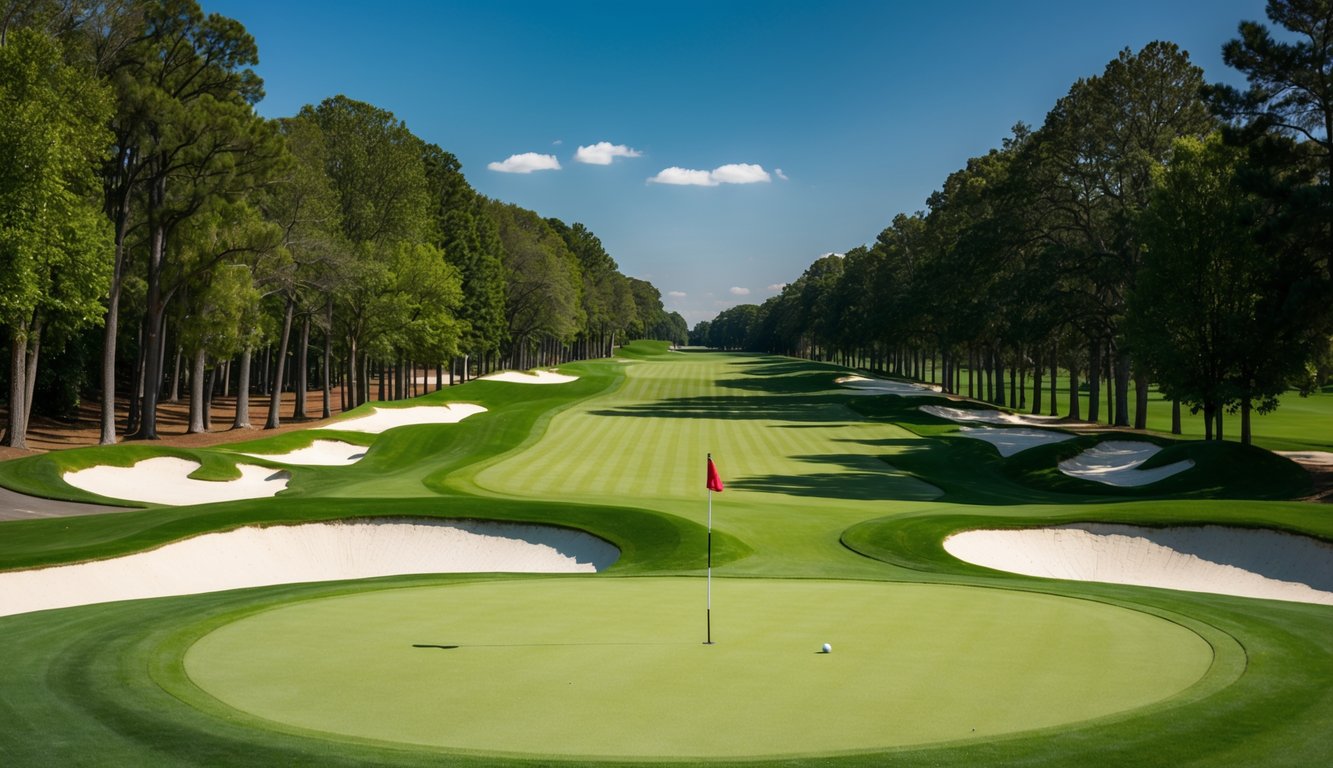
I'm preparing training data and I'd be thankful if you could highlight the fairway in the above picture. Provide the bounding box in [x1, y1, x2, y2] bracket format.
[185, 577, 1213, 759]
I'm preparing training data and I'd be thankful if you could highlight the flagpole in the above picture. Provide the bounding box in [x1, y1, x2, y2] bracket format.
[706, 481, 713, 645]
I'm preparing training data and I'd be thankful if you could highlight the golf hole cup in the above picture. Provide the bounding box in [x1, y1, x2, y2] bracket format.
[821, 642, 832, 654]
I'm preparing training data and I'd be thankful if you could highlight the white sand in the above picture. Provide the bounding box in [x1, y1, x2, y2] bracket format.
[1276, 450, 1333, 467]
[1058, 441, 1194, 486]
[317, 403, 487, 434]
[63, 457, 289, 506]
[835, 374, 940, 397]
[0, 519, 620, 618]
[242, 440, 367, 466]
[480, 369, 579, 384]
[956, 426, 1076, 457]
[944, 524, 1333, 605]
[919, 404, 1065, 427]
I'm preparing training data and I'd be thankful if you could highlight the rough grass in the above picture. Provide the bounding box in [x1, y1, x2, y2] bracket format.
[0, 343, 1330, 766]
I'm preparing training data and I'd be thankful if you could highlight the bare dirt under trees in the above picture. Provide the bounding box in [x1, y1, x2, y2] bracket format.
[0, 389, 349, 461]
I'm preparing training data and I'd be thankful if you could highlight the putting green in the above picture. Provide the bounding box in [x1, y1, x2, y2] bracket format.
[184, 577, 1214, 759]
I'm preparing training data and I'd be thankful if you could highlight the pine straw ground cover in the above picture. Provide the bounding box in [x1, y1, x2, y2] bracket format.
[0, 342, 1329, 766]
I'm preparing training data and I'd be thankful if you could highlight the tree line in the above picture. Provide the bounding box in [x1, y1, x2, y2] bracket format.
[0, 0, 688, 449]
[693, 0, 1331, 446]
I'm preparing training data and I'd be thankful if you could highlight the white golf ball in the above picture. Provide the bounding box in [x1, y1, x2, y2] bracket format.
[821, 642, 832, 654]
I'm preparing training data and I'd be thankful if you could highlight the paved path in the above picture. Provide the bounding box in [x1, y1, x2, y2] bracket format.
[0, 486, 133, 521]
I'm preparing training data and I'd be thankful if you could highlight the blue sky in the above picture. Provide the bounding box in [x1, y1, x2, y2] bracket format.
[205, 0, 1271, 325]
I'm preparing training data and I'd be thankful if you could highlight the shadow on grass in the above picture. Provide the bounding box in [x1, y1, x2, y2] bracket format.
[733, 453, 942, 501]
[590, 394, 853, 423]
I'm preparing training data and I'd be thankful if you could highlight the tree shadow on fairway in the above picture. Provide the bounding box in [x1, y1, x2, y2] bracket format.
[827, 435, 1062, 506]
[590, 394, 852, 423]
[716, 373, 846, 395]
[733, 453, 942, 501]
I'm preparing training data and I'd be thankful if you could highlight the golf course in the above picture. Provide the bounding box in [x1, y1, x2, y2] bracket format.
[0, 342, 1330, 766]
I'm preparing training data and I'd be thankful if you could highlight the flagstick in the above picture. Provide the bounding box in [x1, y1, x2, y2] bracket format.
[705, 483, 713, 645]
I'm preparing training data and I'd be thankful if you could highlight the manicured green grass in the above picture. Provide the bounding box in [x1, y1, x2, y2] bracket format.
[0, 342, 1329, 766]
[184, 578, 1211, 758]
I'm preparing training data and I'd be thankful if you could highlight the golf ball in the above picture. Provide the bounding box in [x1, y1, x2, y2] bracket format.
[821, 643, 832, 653]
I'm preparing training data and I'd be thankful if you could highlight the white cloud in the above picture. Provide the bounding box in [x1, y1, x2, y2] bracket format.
[775, 168, 789, 180]
[767, 283, 786, 291]
[729, 286, 751, 296]
[649, 162, 774, 186]
[575, 141, 642, 165]
[710, 163, 771, 184]
[649, 167, 718, 186]
[488, 152, 561, 174]
[668, 290, 687, 298]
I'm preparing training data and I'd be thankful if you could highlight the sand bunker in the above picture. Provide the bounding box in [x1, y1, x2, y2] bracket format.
[1277, 450, 1333, 467]
[242, 440, 367, 466]
[318, 403, 486, 434]
[0, 519, 620, 618]
[64, 457, 289, 506]
[480, 369, 579, 384]
[919, 404, 1064, 427]
[1059, 441, 1194, 487]
[945, 524, 1333, 605]
[956, 426, 1076, 457]
[835, 374, 940, 397]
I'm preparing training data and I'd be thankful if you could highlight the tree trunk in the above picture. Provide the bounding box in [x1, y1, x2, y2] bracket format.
[188, 347, 207, 434]
[233, 346, 253, 429]
[132, 180, 170, 441]
[1087, 338, 1101, 424]
[1032, 348, 1043, 414]
[1203, 401, 1215, 440]
[1011, 359, 1019, 410]
[1068, 363, 1081, 421]
[21, 315, 42, 429]
[1133, 368, 1149, 430]
[295, 314, 309, 420]
[1114, 344, 1131, 427]
[203, 361, 217, 432]
[4, 325, 28, 449]
[322, 299, 333, 419]
[266, 296, 295, 429]
[1171, 399, 1181, 435]
[1240, 397, 1252, 445]
[1049, 342, 1058, 417]
[168, 345, 182, 403]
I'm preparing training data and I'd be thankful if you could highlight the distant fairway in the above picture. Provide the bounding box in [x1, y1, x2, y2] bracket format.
[473, 355, 940, 506]
[469, 355, 943, 576]
[185, 577, 1213, 758]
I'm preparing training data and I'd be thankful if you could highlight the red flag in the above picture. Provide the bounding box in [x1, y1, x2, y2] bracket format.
[706, 455, 724, 492]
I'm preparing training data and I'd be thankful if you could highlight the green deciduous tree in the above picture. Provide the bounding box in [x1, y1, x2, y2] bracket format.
[0, 27, 112, 448]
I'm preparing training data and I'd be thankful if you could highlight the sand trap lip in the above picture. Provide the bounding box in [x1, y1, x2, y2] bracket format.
[1058, 441, 1194, 486]
[944, 524, 1333, 605]
[63, 457, 289, 506]
[0, 519, 620, 618]
[835, 374, 940, 397]
[241, 440, 367, 466]
[317, 403, 486, 434]
[479, 369, 579, 384]
[956, 426, 1076, 457]
[919, 404, 1064, 426]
